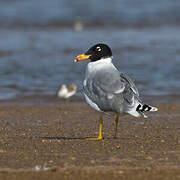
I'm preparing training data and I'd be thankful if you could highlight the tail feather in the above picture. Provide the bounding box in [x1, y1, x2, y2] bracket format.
[127, 103, 158, 118]
[136, 104, 158, 112]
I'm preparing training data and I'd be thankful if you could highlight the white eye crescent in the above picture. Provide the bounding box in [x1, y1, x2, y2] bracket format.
[96, 46, 101, 51]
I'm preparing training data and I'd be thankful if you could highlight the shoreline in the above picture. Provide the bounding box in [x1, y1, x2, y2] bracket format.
[0, 94, 180, 105]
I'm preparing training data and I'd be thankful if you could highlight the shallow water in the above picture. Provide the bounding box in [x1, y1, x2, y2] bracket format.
[0, 0, 179, 100]
[0, 0, 180, 26]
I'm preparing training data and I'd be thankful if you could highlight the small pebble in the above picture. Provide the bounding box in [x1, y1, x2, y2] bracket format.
[117, 170, 124, 174]
[71, 157, 76, 160]
[90, 160, 95, 164]
[146, 156, 153, 160]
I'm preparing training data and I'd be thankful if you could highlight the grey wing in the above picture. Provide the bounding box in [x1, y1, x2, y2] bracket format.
[84, 70, 140, 113]
[120, 73, 141, 107]
[91, 71, 139, 98]
[92, 70, 125, 96]
[83, 70, 124, 112]
[120, 73, 139, 96]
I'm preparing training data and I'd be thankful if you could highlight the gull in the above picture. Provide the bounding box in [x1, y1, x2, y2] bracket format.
[74, 43, 158, 140]
[57, 83, 77, 99]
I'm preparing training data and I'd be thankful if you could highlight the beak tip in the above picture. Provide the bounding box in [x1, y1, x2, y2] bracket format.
[73, 53, 90, 62]
[73, 58, 79, 62]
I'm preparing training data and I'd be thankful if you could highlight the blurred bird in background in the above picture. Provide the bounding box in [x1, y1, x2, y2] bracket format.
[57, 83, 77, 99]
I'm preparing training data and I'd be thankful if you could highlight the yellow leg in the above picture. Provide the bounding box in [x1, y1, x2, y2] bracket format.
[114, 115, 119, 139]
[86, 116, 103, 140]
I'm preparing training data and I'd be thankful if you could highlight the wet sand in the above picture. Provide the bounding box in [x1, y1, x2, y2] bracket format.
[0, 96, 180, 179]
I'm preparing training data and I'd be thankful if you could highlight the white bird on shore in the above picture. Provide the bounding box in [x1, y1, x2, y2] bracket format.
[74, 43, 158, 140]
[57, 83, 77, 99]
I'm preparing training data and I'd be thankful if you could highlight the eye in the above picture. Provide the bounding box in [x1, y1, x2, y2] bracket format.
[96, 46, 101, 51]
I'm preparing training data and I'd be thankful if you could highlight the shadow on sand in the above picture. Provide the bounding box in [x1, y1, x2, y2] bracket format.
[38, 136, 87, 140]
[38, 136, 118, 140]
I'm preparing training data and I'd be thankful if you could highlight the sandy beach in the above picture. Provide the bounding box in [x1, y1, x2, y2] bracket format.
[0, 96, 179, 179]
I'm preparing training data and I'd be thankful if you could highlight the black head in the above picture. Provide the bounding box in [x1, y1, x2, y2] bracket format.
[85, 43, 112, 62]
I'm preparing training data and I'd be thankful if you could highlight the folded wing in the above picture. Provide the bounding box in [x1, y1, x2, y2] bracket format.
[83, 69, 140, 112]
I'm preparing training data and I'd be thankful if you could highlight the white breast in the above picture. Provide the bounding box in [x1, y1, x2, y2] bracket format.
[57, 85, 68, 98]
[83, 57, 114, 112]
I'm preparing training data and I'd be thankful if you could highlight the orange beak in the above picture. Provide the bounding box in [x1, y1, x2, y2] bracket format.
[73, 53, 91, 62]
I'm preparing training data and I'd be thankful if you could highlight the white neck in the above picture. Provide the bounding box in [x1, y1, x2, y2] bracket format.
[89, 57, 113, 66]
[86, 57, 115, 74]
